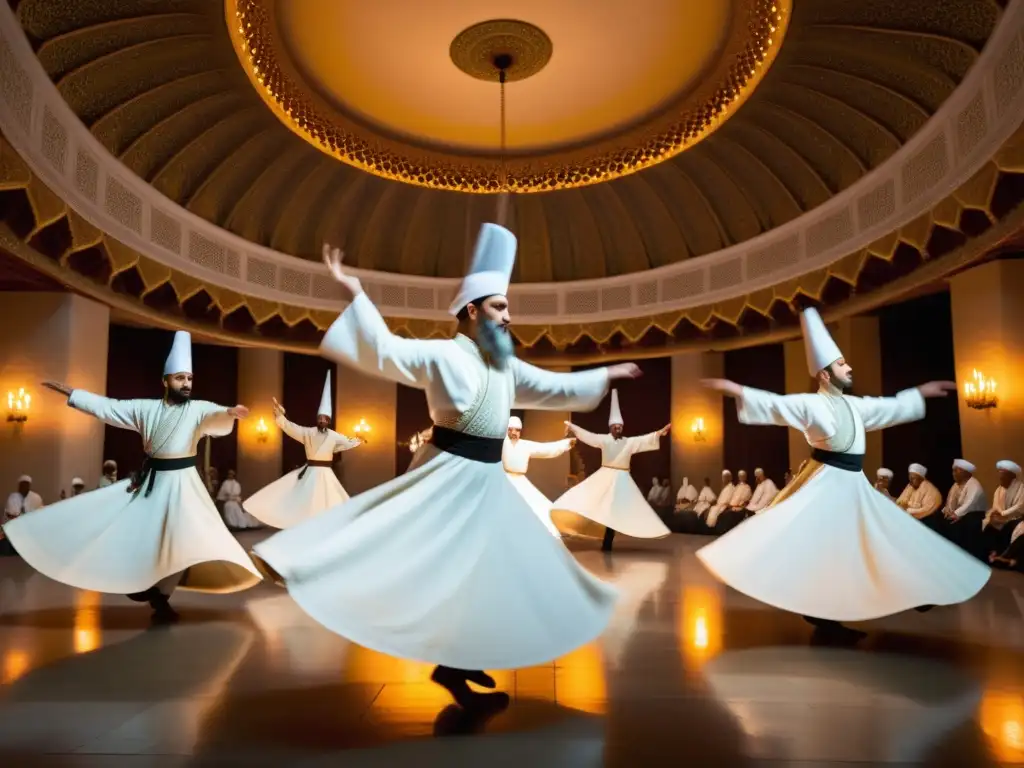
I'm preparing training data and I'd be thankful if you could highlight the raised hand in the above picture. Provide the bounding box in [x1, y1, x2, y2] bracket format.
[271, 397, 285, 417]
[658, 423, 672, 437]
[917, 381, 957, 398]
[563, 420, 578, 436]
[41, 380, 72, 397]
[607, 363, 642, 381]
[568, 437, 577, 448]
[228, 405, 250, 420]
[322, 243, 363, 301]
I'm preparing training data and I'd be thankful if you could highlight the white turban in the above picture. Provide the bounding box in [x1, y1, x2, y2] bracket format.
[507, 416, 522, 430]
[71, 477, 84, 486]
[908, 463, 927, 477]
[876, 468, 893, 479]
[17, 475, 31, 484]
[996, 460, 1021, 475]
[722, 469, 732, 477]
[953, 459, 976, 473]
[754, 467, 764, 474]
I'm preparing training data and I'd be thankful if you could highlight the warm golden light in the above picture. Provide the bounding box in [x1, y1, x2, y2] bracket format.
[73, 590, 102, 655]
[691, 417, 706, 442]
[256, 416, 269, 443]
[2, 649, 30, 684]
[680, 586, 723, 668]
[556, 644, 608, 714]
[6, 387, 30, 423]
[981, 691, 1024, 762]
[964, 369, 998, 410]
[353, 418, 371, 437]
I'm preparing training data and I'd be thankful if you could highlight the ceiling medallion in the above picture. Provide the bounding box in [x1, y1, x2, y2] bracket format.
[227, 0, 791, 193]
[448, 20, 553, 84]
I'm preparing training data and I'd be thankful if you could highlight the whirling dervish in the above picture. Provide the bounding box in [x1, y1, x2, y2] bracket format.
[243, 371, 363, 529]
[250, 223, 642, 710]
[697, 307, 990, 640]
[550, 389, 671, 552]
[502, 415, 576, 538]
[3, 331, 262, 623]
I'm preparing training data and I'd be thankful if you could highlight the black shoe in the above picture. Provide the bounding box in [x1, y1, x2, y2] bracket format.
[127, 587, 161, 603]
[914, 604, 936, 613]
[431, 666, 504, 708]
[149, 593, 180, 625]
[803, 616, 867, 643]
[463, 670, 496, 689]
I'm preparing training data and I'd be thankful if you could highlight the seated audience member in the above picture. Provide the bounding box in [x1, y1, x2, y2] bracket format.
[746, 468, 780, 514]
[982, 460, 1023, 560]
[874, 467, 894, 499]
[676, 477, 717, 534]
[941, 459, 987, 559]
[714, 470, 752, 534]
[705, 470, 736, 530]
[894, 463, 943, 531]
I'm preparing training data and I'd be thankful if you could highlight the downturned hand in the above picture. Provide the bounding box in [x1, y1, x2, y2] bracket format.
[917, 381, 957, 398]
[607, 363, 642, 381]
[700, 378, 743, 398]
[42, 380, 72, 397]
[228, 405, 249, 419]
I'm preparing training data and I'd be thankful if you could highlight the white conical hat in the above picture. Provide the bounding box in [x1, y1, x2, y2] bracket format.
[317, 370, 332, 417]
[608, 389, 623, 426]
[507, 415, 522, 430]
[163, 331, 193, 376]
[800, 308, 842, 376]
[448, 223, 517, 315]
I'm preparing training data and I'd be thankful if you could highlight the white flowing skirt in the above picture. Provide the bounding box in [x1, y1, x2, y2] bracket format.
[3, 471, 262, 595]
[222, 500, 262, 529]
[252, 445, 618, 670]
[506, 472, 561, 538]
[243, 466, 349, 529]
[550, 467, 671, 539]
[696, 462, 990, 621]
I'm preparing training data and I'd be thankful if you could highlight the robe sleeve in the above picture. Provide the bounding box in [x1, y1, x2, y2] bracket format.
[195, 402, 237, 438]
[319, 292, 451, 390]
[627, 431, 662, 455]
[510, 360, 609, 412]
[525, 438, 574, 460]
[330, 431, 362, 452]
[953, 481, 985, 518]
[848, 389, 926, 432]
[216, 482, 229, 502]
[909, 484, 942, 519]
[67, 390, 143, 432]
[568, 425, 604, 448]
[895, 485, 913, 507]
[4, 493, 21, 519]
[736, 387, 818, 431]
[275, 413, 308, 443]
[1002, 486, 1024, 521]
[731, 485, 753, 507]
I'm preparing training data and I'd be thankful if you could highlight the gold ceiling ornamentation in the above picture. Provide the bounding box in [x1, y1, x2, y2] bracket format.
[225, 0, 790, 193]
[449, 20, 553, 84]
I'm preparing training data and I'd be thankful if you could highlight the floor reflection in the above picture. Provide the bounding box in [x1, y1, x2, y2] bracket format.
[0, 532, 1022, 766]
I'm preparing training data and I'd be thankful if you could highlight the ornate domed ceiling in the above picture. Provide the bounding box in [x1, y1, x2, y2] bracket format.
[10, 0, 1004, 279]
[1, 0, 1023, 361]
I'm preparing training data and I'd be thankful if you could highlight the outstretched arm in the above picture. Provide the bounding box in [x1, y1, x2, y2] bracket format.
[45, 382, 144, 432]
[511, 360, 642, 412]
[198, 402, 248, 438]
[331, 432, 364, 452]
[525, 437, 575, 460]
[272, 399, 308, 443]
[852, 381, 954, 432]
[564, 421, 604, 448]
[703, 379, 817, 432]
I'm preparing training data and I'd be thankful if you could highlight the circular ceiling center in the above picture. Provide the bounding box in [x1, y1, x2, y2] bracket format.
[448, 19, 553, 84]
[275, 0, 732, 153]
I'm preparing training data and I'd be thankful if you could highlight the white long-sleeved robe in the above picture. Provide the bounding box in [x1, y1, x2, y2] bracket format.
[252, 291, 618, 670]
[675, 480, 698, 510]
[4, 391, 262, 594]
[502, 436, 573, 537]
[218, 478, 260, 529]
[243, 415, 361, 529]
[705, 482, 735, 527]
[550, 426, 671, 539]
[3, 491, 43, 523]
[942, 478, 987, 520]
[982, 479, 1024, 531]
[693, 485, 717, 514]
[697, 385, 989, 621]
[748, 478, 780, 513]
[895, 480, 942, 520]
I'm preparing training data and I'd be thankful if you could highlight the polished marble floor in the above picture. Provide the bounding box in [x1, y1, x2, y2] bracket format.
[1, 532, 1024, 767]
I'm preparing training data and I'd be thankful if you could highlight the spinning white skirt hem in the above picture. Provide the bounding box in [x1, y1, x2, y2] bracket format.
[243, 466, 350, 529]
[506, 473, 561, 538]
[551, 467, 671, 539]
[252, 445, 618, 670]
[696, 463, 990, 621]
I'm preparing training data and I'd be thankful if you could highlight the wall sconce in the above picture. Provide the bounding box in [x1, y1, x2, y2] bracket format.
[691, 417, 706, 442]
[353, 418, 371, 441]
[255, 417, 269, 443]
[7, 388, 30, 423]
[964, 369, 998, 410]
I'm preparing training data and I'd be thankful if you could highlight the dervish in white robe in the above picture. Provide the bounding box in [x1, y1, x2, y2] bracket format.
[981, 460, 1024, 558]
[675, 477, 698, 511]
[251, 223, 636, 709]
[940, 459, 988, 558]
[218, 472, 260, 529]
[3, 331, 262, 623]
[712, 471, 753, 533]
[550, 389, 671, 551]
[697, 308, 989, 637]
[502, 416, 574, 538]
[243, 371, 362, 529]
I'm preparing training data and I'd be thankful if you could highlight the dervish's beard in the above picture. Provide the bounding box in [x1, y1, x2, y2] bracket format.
[166, 388, 191, 404]
[477, 318, 515, 368]
[317, 426, 328, 433]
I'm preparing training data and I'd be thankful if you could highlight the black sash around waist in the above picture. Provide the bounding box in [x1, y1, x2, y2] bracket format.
[298, 459, 334, 479]
[810, 448, 864, 472]
[430, 425, 503, 463]
[128, 455, 198, 497]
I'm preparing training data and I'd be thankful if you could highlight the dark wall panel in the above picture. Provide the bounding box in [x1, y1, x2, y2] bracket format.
[395, 385, 431, 476]
[879, 292, 961, 499]
[572, 357, 671, 489]
[104, 326, 238, 476]
[722, 343, 789, 488]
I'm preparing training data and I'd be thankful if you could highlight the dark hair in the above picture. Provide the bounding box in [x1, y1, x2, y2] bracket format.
[704, 476, 711, 484]
[455, 296, 494, 322]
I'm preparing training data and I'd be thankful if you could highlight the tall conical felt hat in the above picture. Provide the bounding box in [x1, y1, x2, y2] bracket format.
[608, 389, 623, 426]
[800, 308, 842, 376]
[448, 223, 517, 315]
[317, 370, 332, 417]
[163, 331, 193, 376]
